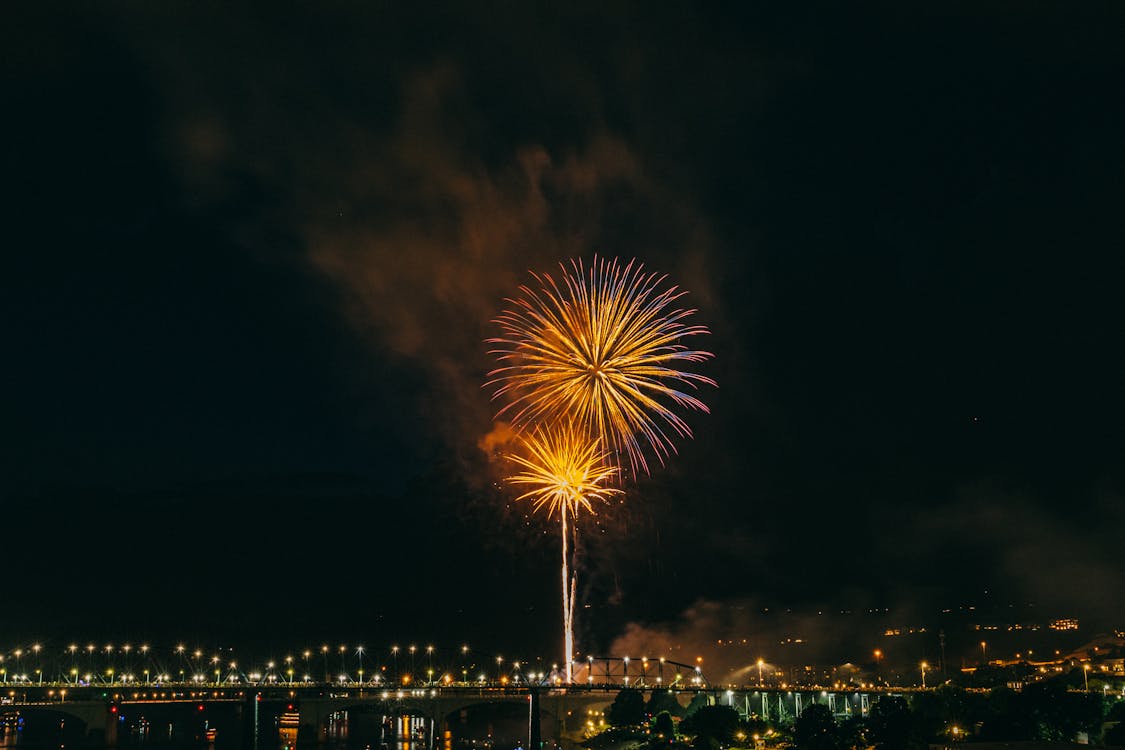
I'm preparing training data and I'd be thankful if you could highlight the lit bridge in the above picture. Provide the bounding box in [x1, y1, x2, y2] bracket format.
[1, 667, 888, 750]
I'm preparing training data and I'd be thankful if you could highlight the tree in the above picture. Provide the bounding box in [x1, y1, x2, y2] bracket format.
[907, 691, 945, 744]
[652, 711, 676, 742]
[1021, 680, 1106, 741]
[681, 705, 740, 746]
[979, 687, 1031, 741]
[837, 715, 869, 750]
[739, 716, 769, 739]
[584, 727, 649, 750]
[608, 688, 647, 727]
[648, 690, 686, 718]
[867, 696, 916, 750]
[792, 704, 839, 750]
[691, 735, 719, 750]
[683, 693, 710, 718]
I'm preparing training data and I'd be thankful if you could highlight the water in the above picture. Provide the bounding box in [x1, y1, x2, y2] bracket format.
[0, 702, 534, 750]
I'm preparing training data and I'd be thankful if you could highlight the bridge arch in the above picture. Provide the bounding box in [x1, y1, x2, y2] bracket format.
[1, 705, 95, 742]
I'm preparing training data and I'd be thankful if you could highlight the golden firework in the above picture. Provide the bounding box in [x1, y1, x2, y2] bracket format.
[488, 256, 715, 474]
[506, 423, 623, 519]
[504, 423, 621, 684]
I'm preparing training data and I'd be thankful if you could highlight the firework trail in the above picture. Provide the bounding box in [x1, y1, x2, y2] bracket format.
[487, 256, 715, 476]
[487, 257, 714, 683]
[505, 423, 622, 683]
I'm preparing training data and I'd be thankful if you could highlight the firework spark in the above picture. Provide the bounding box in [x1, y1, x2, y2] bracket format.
[506, 423, 623, 517]
[488, 257, 715, 683]
[488, 256, 715, 475]
[505, 424, 622, 683]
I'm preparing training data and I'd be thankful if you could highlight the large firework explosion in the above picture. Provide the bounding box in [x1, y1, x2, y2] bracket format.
[487, 256, 714, 683]
[487, 256, 716, 476]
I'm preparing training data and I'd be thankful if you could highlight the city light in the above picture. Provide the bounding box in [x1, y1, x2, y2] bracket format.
[1, 638, 1114, 696]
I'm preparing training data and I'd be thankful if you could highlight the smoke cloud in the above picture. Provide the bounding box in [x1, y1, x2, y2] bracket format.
[104, 3, 724, 489]
[298, 66, 719, 476]
[607, 598, 891, 685]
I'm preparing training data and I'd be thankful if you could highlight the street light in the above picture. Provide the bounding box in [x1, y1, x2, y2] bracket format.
[1083, 664, 1090, 691]
[67, 645, 78, 683]
[757, 659, 764, 686]
[920, 662, 928, 689]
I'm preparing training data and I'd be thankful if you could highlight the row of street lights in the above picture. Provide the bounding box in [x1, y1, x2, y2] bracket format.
[0, 643, 480, 687]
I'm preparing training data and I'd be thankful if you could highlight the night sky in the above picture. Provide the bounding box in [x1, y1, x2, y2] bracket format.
[4, 3, 1124, 660]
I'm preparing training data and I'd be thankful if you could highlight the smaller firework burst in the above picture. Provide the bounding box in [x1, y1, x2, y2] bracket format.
[506, 423, 623, 518]
[505, 423, 622, 683]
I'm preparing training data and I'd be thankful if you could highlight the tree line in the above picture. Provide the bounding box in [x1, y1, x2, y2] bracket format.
[585, 681, 1124, 750]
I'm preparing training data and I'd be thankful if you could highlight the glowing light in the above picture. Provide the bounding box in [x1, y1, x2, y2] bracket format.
[505, 424, 622, 518]
[488, 256, 715, 475]
[487, 257, 714, 688]
[504, 423, 621, 685]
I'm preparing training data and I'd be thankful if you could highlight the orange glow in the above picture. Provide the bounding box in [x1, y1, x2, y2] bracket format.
[504, 423, 622, 685]
[488, 256, 714, 475]
[505, 424, 622, 518]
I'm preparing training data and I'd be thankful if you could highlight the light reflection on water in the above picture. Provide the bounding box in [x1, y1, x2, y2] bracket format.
[0, 710, 511, 750]
[2, 724, 23, 749]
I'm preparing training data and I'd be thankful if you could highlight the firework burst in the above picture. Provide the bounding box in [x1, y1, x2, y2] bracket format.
[506, 423, 623, 518]
[487, 256, 715, 475]
[505, 423, 622, 683]
[487, 256, 715, 683]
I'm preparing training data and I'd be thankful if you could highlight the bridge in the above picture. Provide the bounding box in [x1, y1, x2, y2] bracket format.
[2, 679, 890, 749]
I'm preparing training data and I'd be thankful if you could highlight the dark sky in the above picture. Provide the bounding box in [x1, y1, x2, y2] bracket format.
[4, 2, 1123, 660]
